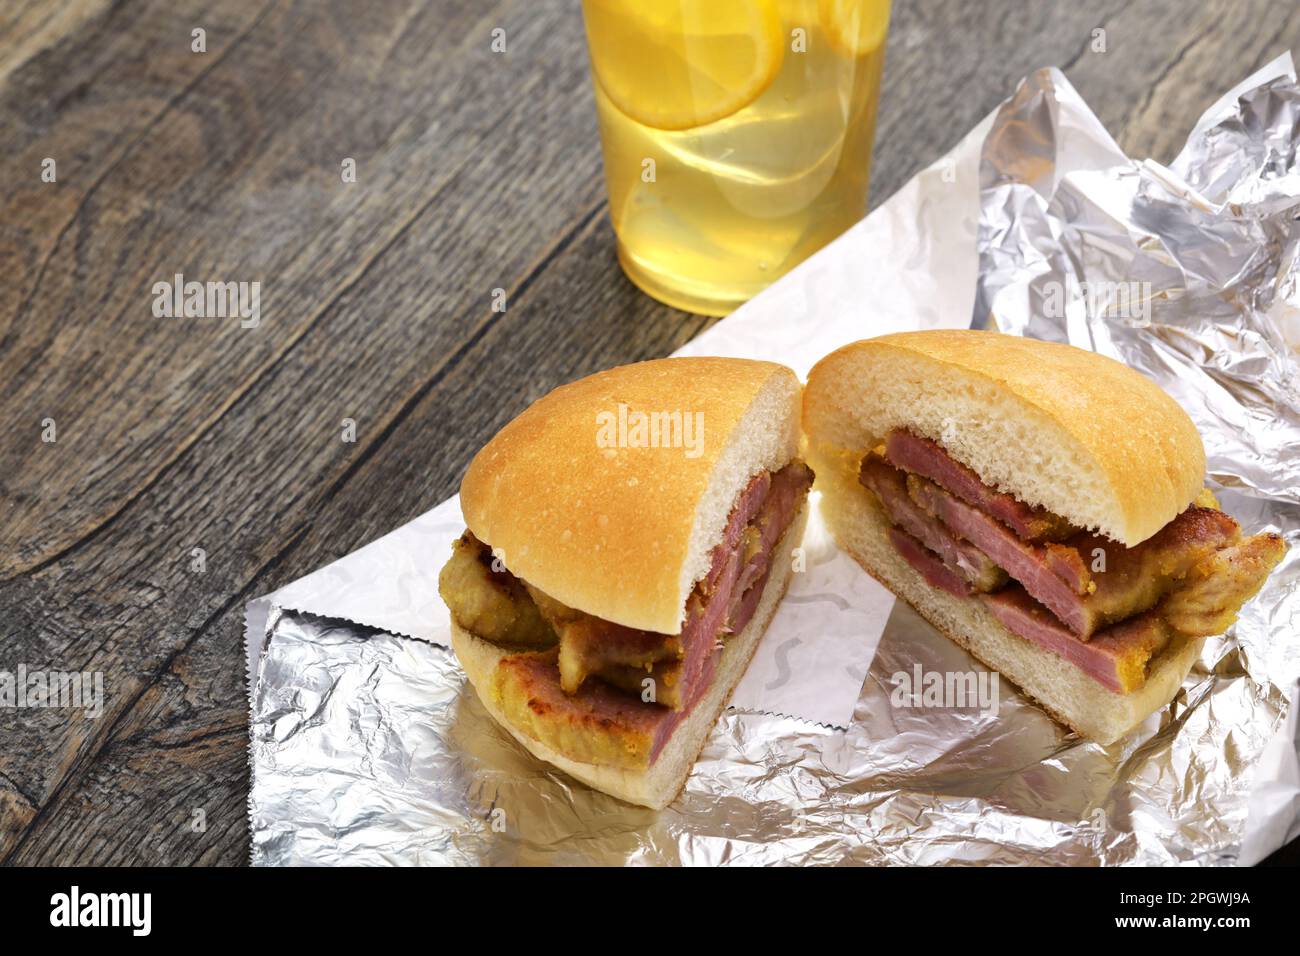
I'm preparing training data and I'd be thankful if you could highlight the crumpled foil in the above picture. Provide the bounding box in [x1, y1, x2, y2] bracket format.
[977, 55, 1300, 864]
[249, 59, 1300, 866]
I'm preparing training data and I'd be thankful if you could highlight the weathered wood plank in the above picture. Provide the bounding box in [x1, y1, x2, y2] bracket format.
[1, 1, 278, 347]
[1092, 0, 1300, 161]
[0, 0, 111, 86]
[1, 0, 517, 575]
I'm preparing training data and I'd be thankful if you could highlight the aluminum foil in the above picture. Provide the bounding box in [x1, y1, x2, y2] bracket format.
[976, 55, 1300, 862]
[249, 60, 1300, 866]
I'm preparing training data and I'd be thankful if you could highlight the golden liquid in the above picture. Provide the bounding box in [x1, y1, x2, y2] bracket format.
[582, 0, 889, 315]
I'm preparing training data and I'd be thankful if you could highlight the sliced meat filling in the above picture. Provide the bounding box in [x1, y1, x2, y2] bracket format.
[551, 461, 811, 706]
[906, 474, 1091, 613]
[1160, 532, 1287, 635]
[982, 528, 1282, 691]
[907, 474, 1241, 638]
[551, 615, 683, 702]
[863, 431, 1286, 692]
[441, 461, 813, 765]
[731, 459, 818, 618]
[885, 430, 1077, 541]
[982, 587, 1174, 694]
[887, 526, 971, 598]
[861, 453, 1007, 592]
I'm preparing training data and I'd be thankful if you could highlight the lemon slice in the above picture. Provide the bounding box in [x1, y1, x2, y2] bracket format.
[819, 0, 891, 58]
[584, 0, 784, 131]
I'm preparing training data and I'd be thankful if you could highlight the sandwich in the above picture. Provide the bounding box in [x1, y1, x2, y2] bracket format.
[804, 330, 1286, 744]
[439, 357, 813, 808]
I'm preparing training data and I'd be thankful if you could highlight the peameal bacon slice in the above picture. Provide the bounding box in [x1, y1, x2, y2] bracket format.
[861, 453, 1007, 592]
[903, 468, 1245, 640]
[982, 529, 1283, 693]
[492, 648, 701, 770]
[982, 587, 1173, 694]
[884, 430, 1077, 542]
[440, 462, 814, 765]
[868, 431, 1286, 692]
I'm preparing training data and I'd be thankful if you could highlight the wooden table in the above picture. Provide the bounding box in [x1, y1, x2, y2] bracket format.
[3, 0, 1297, 866]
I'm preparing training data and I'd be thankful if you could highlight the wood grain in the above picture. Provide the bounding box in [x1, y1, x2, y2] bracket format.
[1, 0, 1296, 865]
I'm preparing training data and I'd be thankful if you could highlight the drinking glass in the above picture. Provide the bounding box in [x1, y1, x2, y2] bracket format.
[581, 0, 891, 315]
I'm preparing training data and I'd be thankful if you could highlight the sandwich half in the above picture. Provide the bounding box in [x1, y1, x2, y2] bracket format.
[804, 330, 1286, 744]
[440, 357, 812, 808]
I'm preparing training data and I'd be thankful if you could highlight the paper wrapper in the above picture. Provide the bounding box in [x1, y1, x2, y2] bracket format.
[248, 59, 1300, 865]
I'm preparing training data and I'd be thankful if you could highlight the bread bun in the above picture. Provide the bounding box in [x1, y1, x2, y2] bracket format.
[462, 358, 801, 633]
[804, 330, 1205, 546]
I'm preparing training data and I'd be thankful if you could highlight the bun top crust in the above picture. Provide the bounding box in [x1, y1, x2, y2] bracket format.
[804, 330, 1205, 546]
[460, 357, 801, 634]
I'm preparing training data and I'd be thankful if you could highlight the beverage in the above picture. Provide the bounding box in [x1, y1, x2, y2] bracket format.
[581, 0, 891, 316]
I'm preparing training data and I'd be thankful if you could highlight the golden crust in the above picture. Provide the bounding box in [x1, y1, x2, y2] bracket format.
[493, 649, 658, 769]
[460, 357, 799, 633]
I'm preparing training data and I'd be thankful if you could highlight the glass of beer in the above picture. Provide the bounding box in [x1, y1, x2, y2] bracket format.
[581, 0, 891, 316]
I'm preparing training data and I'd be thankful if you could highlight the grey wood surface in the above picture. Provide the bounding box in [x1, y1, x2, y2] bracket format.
[1, 0, 1297, 865]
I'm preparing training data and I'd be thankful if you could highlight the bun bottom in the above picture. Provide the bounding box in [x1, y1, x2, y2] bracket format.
[816, 466, 1204, 745]
[451, 503, 808, 809]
